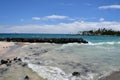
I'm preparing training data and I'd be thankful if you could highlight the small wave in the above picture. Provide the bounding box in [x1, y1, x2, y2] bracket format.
[61, 42, 120, 48]
[88, 41, 120, 45]
[28, 63, 99, 80]
[28, 64, 69, 80]
[61, 43, 81, 48]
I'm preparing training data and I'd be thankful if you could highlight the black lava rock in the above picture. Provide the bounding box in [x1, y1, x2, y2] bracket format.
[72, 72, 80, 76]
[13, 57, 17, 61]
[24, 75, 29, 80]
[1, 60, 8, 64]
[18, 58, 22, 61]
[0, 38, 88, 44]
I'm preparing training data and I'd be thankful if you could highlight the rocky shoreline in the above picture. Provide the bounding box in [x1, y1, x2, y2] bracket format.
[0, 42, 120, 80]
[0, 57, 44, 80]
[0, 38, 88, 44]
[0, 42, 44, 80]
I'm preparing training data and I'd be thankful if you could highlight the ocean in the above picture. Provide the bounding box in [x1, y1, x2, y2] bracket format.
[0, 33, 120, 42]
[0, 34, 120, 80]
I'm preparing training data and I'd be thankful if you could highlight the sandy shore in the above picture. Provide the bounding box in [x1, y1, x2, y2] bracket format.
[0, 42, 26, 59]
[0, 42, 44, 80]
[98, 71, 120, 80]
[0, 41, 120, 80]
[0, 60, 44, 80]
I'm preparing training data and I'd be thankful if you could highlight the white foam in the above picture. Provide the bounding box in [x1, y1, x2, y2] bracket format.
[59, 42, 120, 50]
[61, 42, 120, 48]
[61, 43, 81, 49]
[88, 41, 120, 45]
[28, 63, 99, 80]
[28, 64, 69, 80]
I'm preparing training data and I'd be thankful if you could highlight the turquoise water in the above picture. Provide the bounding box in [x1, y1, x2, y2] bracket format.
[20, 41, 120, 80]
[0, 33, 120, 43]
[1, 34, 120, 80]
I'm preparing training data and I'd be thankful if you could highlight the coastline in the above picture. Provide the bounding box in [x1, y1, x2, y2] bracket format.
[0, 42, 44, 80]
[0, 41, 120, 80]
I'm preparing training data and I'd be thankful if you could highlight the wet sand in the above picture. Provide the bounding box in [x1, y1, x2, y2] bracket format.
[0, 42, 44, 80]
[99, 71, 120, 80]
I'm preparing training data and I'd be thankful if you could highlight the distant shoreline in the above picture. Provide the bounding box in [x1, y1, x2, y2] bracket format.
[76, 28, 120, 36]
[70, 34, 120, 37]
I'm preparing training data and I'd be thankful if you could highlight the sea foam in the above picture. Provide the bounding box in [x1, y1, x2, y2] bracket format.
[27, 63, 98, 80]
[61, 41, 120, 48]
[28, 64, 69, 80]
[88, 41, 120, 45]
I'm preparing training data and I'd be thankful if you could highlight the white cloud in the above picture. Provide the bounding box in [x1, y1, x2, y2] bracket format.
[44, 15, 69, 20]
[99, 5, 120, 9]
[0, 21, 120, 34]
[32, 15, 76, 21]
[32, 17, 41, 21]
[99, 18, 104, 21]
[32, 15, 75, 21]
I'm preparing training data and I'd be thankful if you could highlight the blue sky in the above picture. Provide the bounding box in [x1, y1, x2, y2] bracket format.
[0, 0, 120, 33]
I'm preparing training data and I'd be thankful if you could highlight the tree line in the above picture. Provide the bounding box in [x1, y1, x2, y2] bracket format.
[77, 28, 120, 36]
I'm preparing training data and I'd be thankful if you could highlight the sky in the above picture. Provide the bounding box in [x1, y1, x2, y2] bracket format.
[0, 0, 120, 33]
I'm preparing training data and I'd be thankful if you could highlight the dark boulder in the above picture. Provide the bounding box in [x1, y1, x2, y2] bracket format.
[72, 72, 80, 76]
[13, 57, 17, 61]
[18, 58, 22, 61]
[13, 57, 22, 62]
[24, 75, 29, 80]
[1, 60, 8, 64]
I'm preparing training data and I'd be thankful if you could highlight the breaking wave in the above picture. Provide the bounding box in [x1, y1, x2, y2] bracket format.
[88, 41, 120, 45]
[27, 63, 98, 80]
[61, 41, 120, 48]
